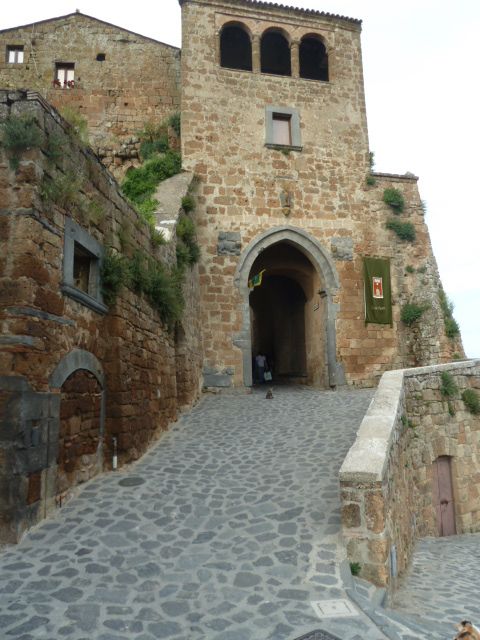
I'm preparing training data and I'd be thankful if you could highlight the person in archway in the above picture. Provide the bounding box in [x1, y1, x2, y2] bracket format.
[255, 352, 268, 384]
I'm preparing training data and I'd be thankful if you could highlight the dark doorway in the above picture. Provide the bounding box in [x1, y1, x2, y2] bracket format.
[220, 24, 252, 71]
[261, 30, 291, 76]
[432, 456, 456, 536]
[299, 36, 329, 81]
[248, 241, 327, 386]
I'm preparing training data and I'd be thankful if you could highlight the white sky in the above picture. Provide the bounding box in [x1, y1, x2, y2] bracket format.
[2, 0, 479, 358]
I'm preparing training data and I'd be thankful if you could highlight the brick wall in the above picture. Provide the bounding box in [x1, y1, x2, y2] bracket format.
[0, 90, 202, 542]
[340, 360, 480, 588]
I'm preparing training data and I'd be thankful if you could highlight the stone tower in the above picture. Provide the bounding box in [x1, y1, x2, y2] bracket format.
[179, 0, 462, 389]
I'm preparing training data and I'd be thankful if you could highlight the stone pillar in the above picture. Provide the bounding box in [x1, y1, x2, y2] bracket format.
[215, 30, 221, 66]
[291, 40, 300, 78]
[252, 35, 261, 74]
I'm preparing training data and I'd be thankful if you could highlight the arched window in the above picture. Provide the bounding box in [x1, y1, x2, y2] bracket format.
[261, 30, 291, 76]
[220, 24, 252, 71]
[300, 36, 329, 81]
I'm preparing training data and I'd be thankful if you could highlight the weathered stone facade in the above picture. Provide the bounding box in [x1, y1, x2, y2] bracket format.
[179, 0, 463, 390]
[0, 90, 202, 542]
[0, 12, 181, 177]
[340, 360, 480, 587]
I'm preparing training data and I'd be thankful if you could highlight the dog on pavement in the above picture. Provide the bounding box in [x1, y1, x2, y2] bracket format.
[454, 621, 480, 640]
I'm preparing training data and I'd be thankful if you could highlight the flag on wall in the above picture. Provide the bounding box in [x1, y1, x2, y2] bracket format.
[363, 258, 392, 325]
[248, 269, 266, 290]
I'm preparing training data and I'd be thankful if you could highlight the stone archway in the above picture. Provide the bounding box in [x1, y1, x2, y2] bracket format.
[234, 226, 343, 388]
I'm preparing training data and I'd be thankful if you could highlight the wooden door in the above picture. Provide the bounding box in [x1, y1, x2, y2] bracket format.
[433, 456, 456, 536]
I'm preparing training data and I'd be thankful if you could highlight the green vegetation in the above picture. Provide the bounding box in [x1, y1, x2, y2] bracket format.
[349, 562, 361, 576]
[366, 175, 376, 186]
[181, 195, 195, 213]
[40, 170, 84, 210]
[383, 187, 405, 213]
[438, 288, 460, 338]
[368, 151, 375, 170]
[122, 151, 181, 204]
[405, 265, 415, 274]
[401, 302, 427, 326]
[101, 251, 127, 306]
[176, 214, 200, 268]
[59, 106, 89, 144]
[440, 371, 458, 398]
[168, 112, 181, 138]
[45, 132, 64, 165]
[386, 218, 416, 242]
[0, 115, 44, 169]
[461, 389, 480, 415]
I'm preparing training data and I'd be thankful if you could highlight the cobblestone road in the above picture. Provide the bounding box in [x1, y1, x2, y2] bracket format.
[1, 387, 384, 640]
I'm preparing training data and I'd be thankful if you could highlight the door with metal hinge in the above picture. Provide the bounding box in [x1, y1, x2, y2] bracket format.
[433, 456, 456, 536]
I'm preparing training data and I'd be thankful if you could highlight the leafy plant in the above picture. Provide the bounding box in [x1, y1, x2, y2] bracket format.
[59, 106, 89, 144]
[122, 150, 181, 204]
[368, 151, 375, 170]
[45, 132, 64, 165]
[139, 137, 169, 161]
[401, 302, 427, 326]
[461, 389, 480, 415]
[350, 562, 361, 576]
[366, 175, 376, 186]
[40, 171, 84, 210]
[101, 250, 127, 306]
[176, 214, 200, 267]
[383, 187, 405, 213]
[405, 265, 415, 274]
[168, 112, 181, 137]
[386, 218, 416, 241]
[0, 115, 44, 169]
[440, 371, 458, 398]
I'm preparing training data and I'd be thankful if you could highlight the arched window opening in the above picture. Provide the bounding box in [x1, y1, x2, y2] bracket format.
[300, 36, 329, 81]
[261, 30, 291, 76]
[220, 24, 252, 71]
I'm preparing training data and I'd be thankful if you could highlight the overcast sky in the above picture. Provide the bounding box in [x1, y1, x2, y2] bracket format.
[3, 0, 479, 358]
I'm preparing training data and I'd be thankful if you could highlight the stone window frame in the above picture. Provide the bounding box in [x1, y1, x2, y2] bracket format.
[54, 62, 75, 88]
[62, 217, 108, 315]
[6, 45, 24, 64]
[265, 106, 302, 152]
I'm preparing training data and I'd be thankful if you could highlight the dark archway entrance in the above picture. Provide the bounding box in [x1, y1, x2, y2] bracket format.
[248, 241, 326, 386]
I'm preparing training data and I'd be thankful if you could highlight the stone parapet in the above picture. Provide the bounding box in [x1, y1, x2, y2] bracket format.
[340, 359, 480, 588]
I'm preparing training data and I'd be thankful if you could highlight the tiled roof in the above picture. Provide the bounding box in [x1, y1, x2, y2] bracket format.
[178, 0, 362, 25]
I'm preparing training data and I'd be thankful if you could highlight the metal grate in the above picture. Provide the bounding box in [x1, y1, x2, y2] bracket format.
[292, 631, 341, 640]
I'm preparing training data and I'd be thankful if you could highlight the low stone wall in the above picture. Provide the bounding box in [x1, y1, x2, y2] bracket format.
[339, 360, 480, 587]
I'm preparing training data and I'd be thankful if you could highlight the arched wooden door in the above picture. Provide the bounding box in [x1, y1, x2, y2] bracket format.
[432, 456, 456, 536]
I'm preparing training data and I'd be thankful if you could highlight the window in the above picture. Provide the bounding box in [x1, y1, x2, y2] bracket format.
[265, 106, 302, 151]
[96, 53, 106, 62]
[7, 45, 24, 64]
[54, 62, 75, 88]
[300, 36, 329, 81]
[261, 30, 291, 76]
[62, 218, 107, 314]
[220, 24, 252, 71]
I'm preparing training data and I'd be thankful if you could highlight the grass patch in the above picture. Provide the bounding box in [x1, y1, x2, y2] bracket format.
[122, 150, 181, 204]
[438, 288, 460, 338]
[350, 562, 361, 576]
[59, 106, 89, 144]
[383, 187, 405, 213]
[176, 214, 200, 267]
[0, 115, 44, 169]
[40, 171, 84, 210]
[168, 112, 181, 138]
[440, 371, 458, 398]
[366, 175, 376, 186]
[386, 218, 416, 241]
[461, 389, 480, 415]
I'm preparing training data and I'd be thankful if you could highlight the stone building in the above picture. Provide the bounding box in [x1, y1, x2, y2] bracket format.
[0, 0, 465, 542]
[0, 11, 181, 177]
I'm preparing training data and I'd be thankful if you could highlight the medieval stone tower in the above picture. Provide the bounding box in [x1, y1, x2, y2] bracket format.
[179, 0, 461, 390]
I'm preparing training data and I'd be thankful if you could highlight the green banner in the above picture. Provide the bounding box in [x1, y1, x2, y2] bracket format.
[363, 257, 392, 325]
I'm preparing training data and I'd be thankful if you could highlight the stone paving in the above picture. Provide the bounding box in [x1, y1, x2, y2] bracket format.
[386, 533, 480, 639]
[1, 386, 386, 640]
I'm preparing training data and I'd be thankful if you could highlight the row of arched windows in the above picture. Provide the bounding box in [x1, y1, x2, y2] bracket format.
[220, 24, 329, 81]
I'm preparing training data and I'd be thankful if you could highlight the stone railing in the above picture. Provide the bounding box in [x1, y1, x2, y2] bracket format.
[339, 359, 480, 587]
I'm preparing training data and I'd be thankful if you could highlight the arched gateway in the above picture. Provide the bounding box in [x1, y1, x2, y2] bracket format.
[233, 227, 344, 388]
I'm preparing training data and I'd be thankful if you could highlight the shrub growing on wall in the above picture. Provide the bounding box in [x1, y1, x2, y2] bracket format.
[0, 115, 44, 169]
[401, 302, 427, 326]
[383, 187, 405, 213]
[461, 389, 480, 415]
[386, 218, 416, 241]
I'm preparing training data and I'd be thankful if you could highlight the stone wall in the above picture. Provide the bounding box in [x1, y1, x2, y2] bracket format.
[0, 90, 202, 542]
[339, 360, 480, 587]
[180, 0, 463, 390]
[0, 12, 181, 178]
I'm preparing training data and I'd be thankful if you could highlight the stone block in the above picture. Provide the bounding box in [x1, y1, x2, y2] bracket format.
[331, 237, 353, 261]
[217, 231, 241, 256]
[341, 502, 361, 528]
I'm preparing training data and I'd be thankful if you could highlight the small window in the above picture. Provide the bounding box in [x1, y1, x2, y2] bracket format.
[54, 62, 75, 88]
[220, 24, 252, 71]
[261, 30, 291, 76]
[7, 45, 24, 64]
[96, 53, 106, 62]
[265, 106, 302, 151]
[62, 218, 107, 314]
[272, 114, 292, 146]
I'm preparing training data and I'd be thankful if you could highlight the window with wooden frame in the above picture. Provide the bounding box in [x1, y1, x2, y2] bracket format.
[7, 45, 24, 64]
[54, 62, 75, 88]
[265, 106, 302, 151]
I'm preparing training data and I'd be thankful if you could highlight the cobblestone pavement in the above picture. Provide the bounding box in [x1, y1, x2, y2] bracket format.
[386, 533, 480, 639]
[1, 386, 392, 640]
